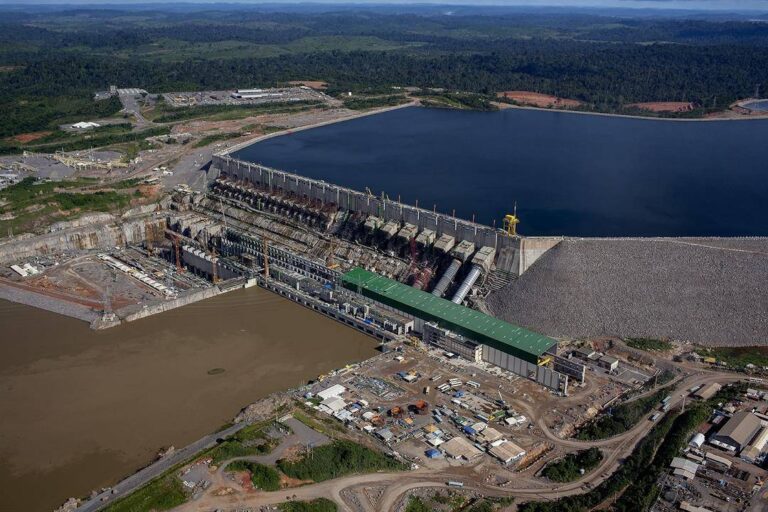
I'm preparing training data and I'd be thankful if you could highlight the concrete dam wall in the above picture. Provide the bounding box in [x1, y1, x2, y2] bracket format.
[212, 153, 561, 275]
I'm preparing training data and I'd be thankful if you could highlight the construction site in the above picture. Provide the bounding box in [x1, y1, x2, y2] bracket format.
[2, 114, 767, 512]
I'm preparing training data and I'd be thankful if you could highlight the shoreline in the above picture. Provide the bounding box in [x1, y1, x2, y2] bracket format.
[496, 102, 768, 122]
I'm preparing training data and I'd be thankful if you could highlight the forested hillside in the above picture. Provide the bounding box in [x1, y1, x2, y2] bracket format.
[1, 5, 767, 136]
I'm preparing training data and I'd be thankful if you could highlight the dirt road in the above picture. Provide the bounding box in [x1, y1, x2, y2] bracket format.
[172, 367, 744, 512]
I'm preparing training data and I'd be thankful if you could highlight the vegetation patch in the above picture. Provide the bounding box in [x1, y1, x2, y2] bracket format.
[208, 421, 278, 464]
[0, 96, 123, 139]
[226, 461, 281, 491]
[576, 388, 669, 440]
[541, 447, 603, 482]
[696, 347, 768, 370]
[0, 177, 137, 234]
[0, 126, 170, 156]
[520, 383, 745, 512]
[342, 94, 410, 110]
[277, 440, 406, 482]
[625, 338, 673, 352]
[152, 101, 321, 123]
[278, 498, 337, 512]
[102, 473, 186, 512]
[418, 92, 498, 111]
[193, 131, 243, 148]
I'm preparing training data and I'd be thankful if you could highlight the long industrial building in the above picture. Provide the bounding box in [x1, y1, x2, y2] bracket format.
[340, 267, 568, 391]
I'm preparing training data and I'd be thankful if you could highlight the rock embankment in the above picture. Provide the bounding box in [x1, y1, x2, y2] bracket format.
[487, 238, 768, 347]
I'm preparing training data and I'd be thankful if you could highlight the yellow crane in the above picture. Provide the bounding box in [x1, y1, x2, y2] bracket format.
[503, 202, 520, 237]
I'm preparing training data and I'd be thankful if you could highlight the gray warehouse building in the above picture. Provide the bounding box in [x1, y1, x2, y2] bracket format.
[710, 411, 763, 453]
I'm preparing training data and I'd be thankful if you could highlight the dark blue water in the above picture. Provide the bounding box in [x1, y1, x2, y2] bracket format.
[233, 107, 768, 237]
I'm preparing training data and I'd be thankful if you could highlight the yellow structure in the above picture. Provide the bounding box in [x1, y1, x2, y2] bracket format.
[503, 203, 520, 236]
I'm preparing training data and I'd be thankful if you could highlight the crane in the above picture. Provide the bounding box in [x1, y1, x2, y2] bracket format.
[503, 202, 520, 237]
[169, 232, 183, 272]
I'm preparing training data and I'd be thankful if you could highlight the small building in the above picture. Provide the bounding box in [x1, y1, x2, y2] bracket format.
[689, 433, 705, 449]
[442, 437, 483, 460]
[573, 347, 596, 360]
[317, 384, 346, 401]
[425, 448, 443, 459]
[679, 502, 713, 512]
[693, 382, 721, 400]
[704, 451, 732, 469]
[72, 121, 100, 130]
[670, 457, 699, 480]
[598, 355, 619, 371]
[376, 428, 394, 443]
[488, 440, 526, 464]
[319, 396, 346, 414]
[741, 427, 768, 463]
[710, 411, 762, 453]
[480, 427, 504, 444]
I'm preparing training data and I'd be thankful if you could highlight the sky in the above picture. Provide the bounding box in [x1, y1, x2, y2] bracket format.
[2, 0, 768, 10]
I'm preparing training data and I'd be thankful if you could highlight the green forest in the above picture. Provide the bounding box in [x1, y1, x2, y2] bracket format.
[1, 5, 767, 137]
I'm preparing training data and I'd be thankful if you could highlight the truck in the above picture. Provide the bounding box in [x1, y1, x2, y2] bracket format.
[447, 481, 464, 488]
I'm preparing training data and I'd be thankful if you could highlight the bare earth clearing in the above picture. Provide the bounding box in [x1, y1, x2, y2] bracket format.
[497, 91, 582, 108]
[626, 101, 694, 112]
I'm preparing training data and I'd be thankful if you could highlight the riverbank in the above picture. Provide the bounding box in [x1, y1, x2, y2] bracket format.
[497, 101, 768, 122]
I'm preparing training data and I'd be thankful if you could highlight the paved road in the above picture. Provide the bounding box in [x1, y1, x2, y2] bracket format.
[119, 93, 152, 130]
[73, 422, 247, 512]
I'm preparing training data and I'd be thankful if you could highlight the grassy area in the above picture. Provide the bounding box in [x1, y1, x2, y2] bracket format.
[405, 497, 431, 512]
[0, 126, 170, 156]
[406, 494, 508, 512]
[193, 131, 243, 148]
[418, 92, 499, 111]
[541, 447, 603, 483]
[625, 338, 673, 352]
[576, 388, 669, 440]
[277, 439, 407, 482]
[226, 461, 281, 491]
[696, 347, 768, 370]
[1, 96, 123, 139]
[151, 101, 322, 123]
[278, 498, 337, 512]
[0, 177, 136, 235]
[207, 421, 279, 464]
[342, 94, 410, 110]
[102, 473, 187, 512]
[293, 406, 344, 434]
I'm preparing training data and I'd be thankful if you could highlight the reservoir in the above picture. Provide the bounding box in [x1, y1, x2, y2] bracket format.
[234, 106, 768, 237]
[0, 288, 376, 511]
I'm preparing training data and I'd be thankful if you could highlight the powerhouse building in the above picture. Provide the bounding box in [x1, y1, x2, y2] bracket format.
[341, 267, 568, 391]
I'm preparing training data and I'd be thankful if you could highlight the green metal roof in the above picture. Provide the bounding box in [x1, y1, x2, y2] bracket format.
[341, 267, 556, 363]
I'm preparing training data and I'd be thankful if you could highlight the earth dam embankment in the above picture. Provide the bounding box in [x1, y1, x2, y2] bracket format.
[487, 237, 768, 347]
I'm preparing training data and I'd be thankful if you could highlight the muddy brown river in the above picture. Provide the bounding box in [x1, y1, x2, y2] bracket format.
[0, 287, 377, 511]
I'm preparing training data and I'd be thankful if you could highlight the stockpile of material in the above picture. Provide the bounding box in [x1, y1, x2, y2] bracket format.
[487, 238, 768, 347]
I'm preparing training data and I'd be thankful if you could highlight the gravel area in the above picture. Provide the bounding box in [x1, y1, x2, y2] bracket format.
[487, 238, 768, 347]
[0, 283, 98, 323]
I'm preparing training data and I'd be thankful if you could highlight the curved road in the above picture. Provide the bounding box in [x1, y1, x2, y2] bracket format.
[175, 368, 743, 512]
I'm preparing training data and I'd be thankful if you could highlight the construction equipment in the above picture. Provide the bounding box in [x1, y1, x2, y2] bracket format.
[326, 239, 339, 270]
[210, 246, 219, 284]
[503, 202, 520, 237]
[169, 232, 183, 272]
[263, 237, 270, 278]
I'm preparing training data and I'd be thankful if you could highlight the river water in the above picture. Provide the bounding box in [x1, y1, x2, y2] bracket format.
[0, 288, 376, 511]
[234, 106, 768, 237]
